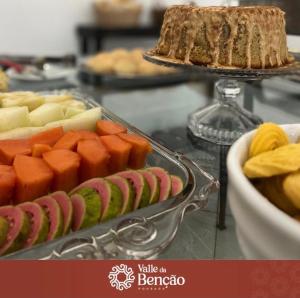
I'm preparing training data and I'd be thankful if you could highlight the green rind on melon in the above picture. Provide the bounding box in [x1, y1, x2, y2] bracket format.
[0, 216, 9, 247]
[75, 188, 101, 229]
[101, 182, 123, 222]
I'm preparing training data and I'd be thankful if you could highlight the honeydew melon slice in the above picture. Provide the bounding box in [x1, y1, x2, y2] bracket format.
[46, 107, 101, 132]
[44, 94, 74, 104]
[59, 100, 86, 111]
[64, 107, 85, 119]
[29, 103, 64, 127]
[0, 106, 30, 132]
[1, 94, 45, 111]
[0, 126, 47, 140]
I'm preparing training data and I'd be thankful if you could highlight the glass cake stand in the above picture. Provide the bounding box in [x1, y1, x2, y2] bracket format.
[144, 51, 300, 145]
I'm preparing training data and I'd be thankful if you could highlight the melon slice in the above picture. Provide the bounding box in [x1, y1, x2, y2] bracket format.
[72, 178, 123, 221]
[0, 206, 30, 256]
[50, 191, 73, 235]
[18, 202, 49, 247]
[139, 170, 160, 204]
[147, 167, 171, 201]
[1, 92, 45, 111]
[0, 126, 48, 141]
[0, 216, 9, 247]
[45, 107, 101, 132]
[170, 175, 184, 197]
[118, 170, 150, 209]
[106, 175, 134, 214]
[0, 106, 30, 132]
[64, 107, 85, 119]
[29, 103, 64, 127]
[70, 188, 101, 231]
[35, 196, 64, 241]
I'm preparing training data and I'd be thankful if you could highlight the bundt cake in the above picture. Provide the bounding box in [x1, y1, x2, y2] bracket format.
[154, 5, 291, 69]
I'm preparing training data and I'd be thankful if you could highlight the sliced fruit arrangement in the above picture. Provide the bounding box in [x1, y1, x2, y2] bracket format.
[0, 167, 184, 256]
[0, 92, 104, 140]
[0, 120, 154, 204]
[0, 99, 185, 256]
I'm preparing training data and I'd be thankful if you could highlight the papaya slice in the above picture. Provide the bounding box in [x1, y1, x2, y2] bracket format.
[32, 144, 52, 158]
[53, 131, 82, 151]
[0, 139, 31, 165]
[43, 149, 81, 192]
[100, 135, 132, 173]
[118, 133, 152, 169]
[30, 127, 64, 147]
[96, 120, 127, 136]
[0, 165, 16, 206]
[13, 155, 54, 204]
[77, 139, 110, 182]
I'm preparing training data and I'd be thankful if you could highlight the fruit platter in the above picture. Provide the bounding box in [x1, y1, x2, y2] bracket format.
[0, 90, 217, 259]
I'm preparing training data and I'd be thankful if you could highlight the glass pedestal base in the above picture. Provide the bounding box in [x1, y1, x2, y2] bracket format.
[188, 79, 263, 145]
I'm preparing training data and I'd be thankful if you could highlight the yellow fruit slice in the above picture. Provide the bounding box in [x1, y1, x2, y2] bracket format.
[243, 144, 300, 178]
[255, 176, 299, 215]
[249, 123, 289, 158]
[283, 171, 300, 209]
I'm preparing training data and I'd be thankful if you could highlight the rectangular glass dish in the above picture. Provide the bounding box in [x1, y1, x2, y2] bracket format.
[2, 90, 218, 260]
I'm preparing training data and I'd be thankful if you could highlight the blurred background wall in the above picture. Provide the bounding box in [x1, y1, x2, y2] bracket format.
[0, 0, 223, 56]
[0, 0, 298, 56]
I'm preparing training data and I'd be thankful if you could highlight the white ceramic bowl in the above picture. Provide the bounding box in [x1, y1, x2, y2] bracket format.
[227, 124, 300, 259]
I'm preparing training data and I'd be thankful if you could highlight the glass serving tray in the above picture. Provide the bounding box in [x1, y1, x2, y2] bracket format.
[2, 90, 219, 260]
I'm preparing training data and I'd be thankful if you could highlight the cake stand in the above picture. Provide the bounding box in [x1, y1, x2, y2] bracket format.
[144, 51, 300, 145]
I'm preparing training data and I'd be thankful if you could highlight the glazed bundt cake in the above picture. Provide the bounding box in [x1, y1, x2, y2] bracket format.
[154, 5, 291, 69]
